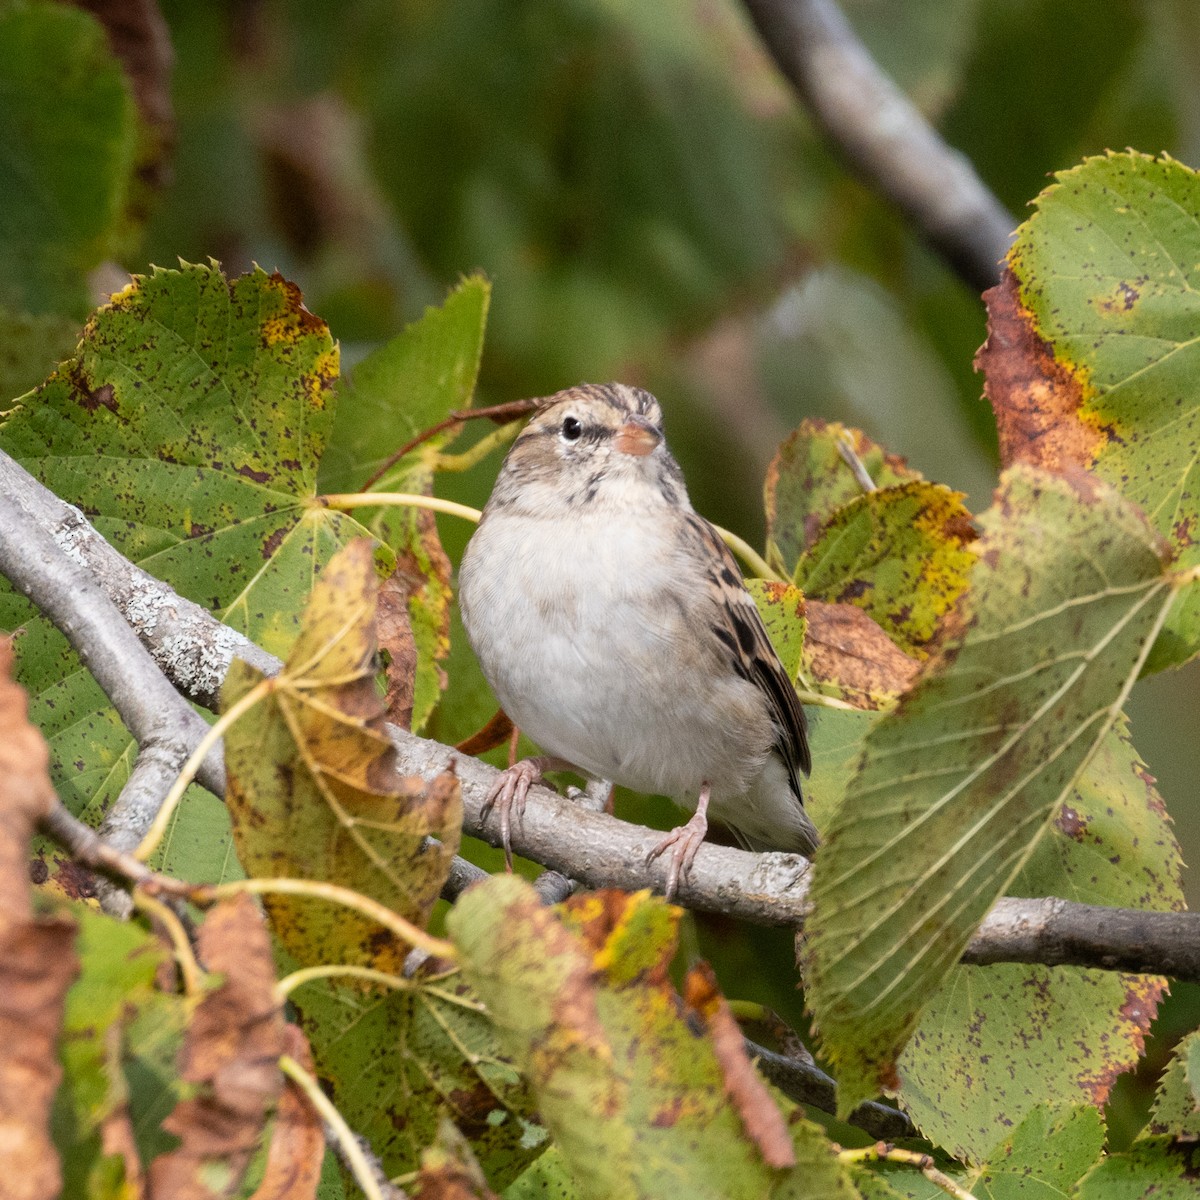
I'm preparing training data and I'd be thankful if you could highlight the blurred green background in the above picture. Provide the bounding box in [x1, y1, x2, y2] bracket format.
[7, 0, 1199, 1145]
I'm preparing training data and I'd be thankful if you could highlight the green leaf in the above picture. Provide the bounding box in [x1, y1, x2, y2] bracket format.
[897, 719, 1183, 1160]
[223, 540, 460, 972]
[320, 274, 490, 731]
[970, 1105, 1106, 1199]
[1075, 1138, 1200, 1200]
[52, 905, 185, 1197]
[290, 972, 545, 1190]
[0, 263, 374, 856]
[0, 2, 138, 318]
[449, 877, 857, 1200]
[764, 419, 921, 572]
[805, 466, 1178, 1113]
[1148, 1031, 1200, 1139]
[984, 151, 1200, 670]
[504, 1146, 581, 1199]
[793, 481, 976, 658]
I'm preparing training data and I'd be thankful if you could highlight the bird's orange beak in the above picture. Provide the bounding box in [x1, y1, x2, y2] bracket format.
[613, 418, 661, 457]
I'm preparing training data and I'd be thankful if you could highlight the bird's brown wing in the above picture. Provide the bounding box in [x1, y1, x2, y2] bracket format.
[682, 513, 812, 796]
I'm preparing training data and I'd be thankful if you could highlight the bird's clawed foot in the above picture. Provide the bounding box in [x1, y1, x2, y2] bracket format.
[480, 755, 572, 870]
[646, 783, 711, 900]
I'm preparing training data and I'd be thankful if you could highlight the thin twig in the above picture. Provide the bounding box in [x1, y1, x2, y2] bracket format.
[839, 1143, 977, 1200]
[741, 0, 1015, 291]
[133, 892, 205, 997]
[837, 434, 878, 493]
[359, 399, 538, 491]
[280, 1054, 403, 1200]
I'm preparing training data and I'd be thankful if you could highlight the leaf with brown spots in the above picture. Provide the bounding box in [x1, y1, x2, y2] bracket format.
[803, 600, 920, 710]
[55, 904, 182, 1197]
[449, 878, 855, 1200]
[320, 275, 491, 731]
[765, 418, 920, 571]
[147, 893, 286, 1199]
[288, 966, 543, 1191]
[0, 641, 76, 1200]
[248, 1025, 324, 1200]
[224, 540, 461, 971]
[0, 262, 390, 886]
[981, 151, 1200, 670]
[806, 467, 1180, 1116]
[898, 717, 1184, 1161]
[794, 482, 977, 659]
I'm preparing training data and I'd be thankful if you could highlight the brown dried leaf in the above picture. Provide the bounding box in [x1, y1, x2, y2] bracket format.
[248, 1025, 324, 1200]
[977, 268, 1105, 472]
[802, 599, 921, 709]
[378, 567, 419, 730]
[683, 963, 795, 1170]
[0, 639, 77, 1200]
[148, 894, 286, 1200]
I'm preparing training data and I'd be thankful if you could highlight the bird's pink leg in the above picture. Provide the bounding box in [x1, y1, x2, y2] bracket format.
[646, 782, 711, 900]
[481, 755, 574, 870]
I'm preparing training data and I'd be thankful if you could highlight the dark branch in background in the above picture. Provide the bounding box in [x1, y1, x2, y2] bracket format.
[740, 0, 1015, 291]
[750, 1042, 915, 1140]
[4, 453, 1199, 987]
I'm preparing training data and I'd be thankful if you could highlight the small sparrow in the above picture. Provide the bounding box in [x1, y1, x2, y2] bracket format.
[458, 382, 818, 896]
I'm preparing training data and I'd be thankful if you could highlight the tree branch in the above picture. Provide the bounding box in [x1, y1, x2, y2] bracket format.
[740, 0, 1015, 291]
[0, 450, 277, 709]
[8, 456, 1197, 984]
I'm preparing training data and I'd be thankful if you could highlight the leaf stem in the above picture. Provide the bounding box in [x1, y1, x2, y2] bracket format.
[199, 877, 458, 961]
[134, 677, 275, 863]
[133, 891, 205, 996]
[718, 527, 784, 581]
[430, 419, 523, 472]
[279, 1053, 390, 1200]
[275, 962, 416, 1002]
[318, 492, 482, 524]
[838, 1143, 978, 1200]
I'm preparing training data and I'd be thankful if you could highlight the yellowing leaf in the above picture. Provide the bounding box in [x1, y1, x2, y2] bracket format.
[449, 878, 856, 1200]
[794, 481, 976, 659]
[224, 539, 461, 971]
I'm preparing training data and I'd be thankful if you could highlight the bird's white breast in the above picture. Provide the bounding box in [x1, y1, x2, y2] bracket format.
[459, 506, 772, 805]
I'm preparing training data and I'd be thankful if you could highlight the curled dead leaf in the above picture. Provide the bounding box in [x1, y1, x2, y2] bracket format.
[248, 1024, 324, 1200]
[684, 963, 795, 1170]
[148, 894, 286, 1200]
[378, 566, 419, 730]
[0, 639, 77, 1200]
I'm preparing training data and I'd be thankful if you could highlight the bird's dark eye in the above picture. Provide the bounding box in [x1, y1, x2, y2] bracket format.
[560, 415, 583, 442]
